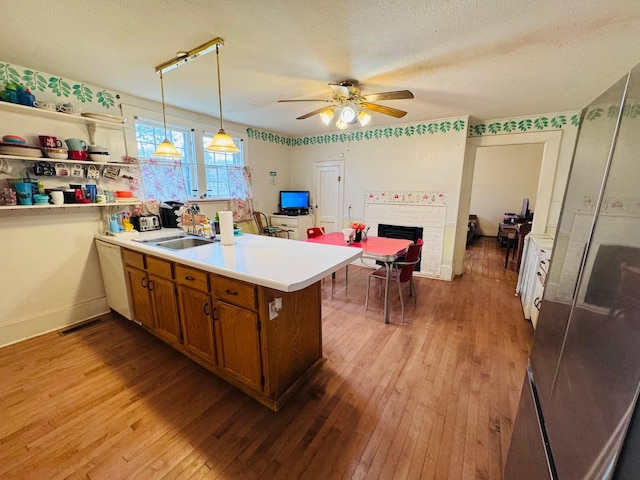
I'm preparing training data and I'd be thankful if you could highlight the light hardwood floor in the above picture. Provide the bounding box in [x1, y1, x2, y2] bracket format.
[0, 236, 533, 479]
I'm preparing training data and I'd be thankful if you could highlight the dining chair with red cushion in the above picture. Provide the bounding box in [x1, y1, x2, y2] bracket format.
[306, 226, 325, 238]
[365, 238, 423, 322]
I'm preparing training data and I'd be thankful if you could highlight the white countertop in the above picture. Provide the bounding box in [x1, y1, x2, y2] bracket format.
[95, 229, 362, 292]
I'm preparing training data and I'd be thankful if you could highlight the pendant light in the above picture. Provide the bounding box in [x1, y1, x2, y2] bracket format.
[206, 44, 240, 153]
[153, 72, 181, 157]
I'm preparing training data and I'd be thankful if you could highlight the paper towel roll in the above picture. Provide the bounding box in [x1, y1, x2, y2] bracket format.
[219, 210, 235, 245]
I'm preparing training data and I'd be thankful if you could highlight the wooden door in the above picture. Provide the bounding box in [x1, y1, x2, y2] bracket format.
[149, 274, 181, 344]
[313, 160, 344, 233]
[214, 301, 263, 391]
[177, 285, 216, 365]
[125, 266, 154, 329]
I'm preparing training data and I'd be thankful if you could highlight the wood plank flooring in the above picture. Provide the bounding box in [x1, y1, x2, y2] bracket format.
[0, 236, 533, 479]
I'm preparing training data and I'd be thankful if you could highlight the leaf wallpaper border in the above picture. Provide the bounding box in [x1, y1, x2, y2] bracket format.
[0, 61, 118, 110]
[247, 118, 468, 147]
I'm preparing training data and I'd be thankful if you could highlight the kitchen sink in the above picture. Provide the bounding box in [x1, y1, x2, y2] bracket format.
[154, 237, 213, 250]
[134, 233, 188, 243]
[134, 234, 213, 250]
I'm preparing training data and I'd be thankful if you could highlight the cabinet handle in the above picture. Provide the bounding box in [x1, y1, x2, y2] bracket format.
[185, 275, 196, 281]
[225, 289, 238, 296]
[203, 302, 210, 316]
[141, 277, 148, 288]
[212, 307, 218, 321]
[148, 279, 154, 292]
[536, 271, 542, 277]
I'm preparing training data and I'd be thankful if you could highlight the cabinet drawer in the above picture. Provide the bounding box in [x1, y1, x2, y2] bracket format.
[175, 264, 209, 292]
[123, 249, 145, 269]
[211, 275, 256, 310]
[146, 256, 173, 279]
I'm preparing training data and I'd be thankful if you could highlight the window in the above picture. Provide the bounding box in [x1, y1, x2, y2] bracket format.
[202, 132, 244, 199]
[134, 118, 245, 201]
[134, 118, 197, 198]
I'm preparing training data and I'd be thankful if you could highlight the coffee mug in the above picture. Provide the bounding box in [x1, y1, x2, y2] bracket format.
[71, 164, 84, 178]
[50, 190, 64, 205]
[55, 163, 70, 176]
[33, 161, 55, 176]
[68, 149, 88, 160]
[34, 100, 56, 111]
[87, 165, 100, 180]
[39, 135, 63, 148]
[65, 138, 87, 151]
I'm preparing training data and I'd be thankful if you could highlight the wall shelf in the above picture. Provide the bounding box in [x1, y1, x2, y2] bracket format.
[0, 201, 140, 211]
[0, 101, 128, 130]
[0, 153, 132, 166]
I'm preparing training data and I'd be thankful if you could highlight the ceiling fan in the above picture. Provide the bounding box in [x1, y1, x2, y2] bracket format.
[278, 80, 414, 128]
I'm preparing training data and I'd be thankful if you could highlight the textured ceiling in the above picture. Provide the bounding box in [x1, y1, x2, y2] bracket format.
[1, 0, 639, 136]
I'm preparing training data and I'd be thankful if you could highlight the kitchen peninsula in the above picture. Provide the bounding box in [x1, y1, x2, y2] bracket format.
[95, 232, 360, 411]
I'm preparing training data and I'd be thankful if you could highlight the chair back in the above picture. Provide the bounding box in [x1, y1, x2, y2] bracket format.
[253, 211, 268, 234]
[306, 226, 325, 239]
[398, 239, 423, 282]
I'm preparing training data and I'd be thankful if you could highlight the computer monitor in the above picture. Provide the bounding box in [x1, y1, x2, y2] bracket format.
[279, 191, 310, 214]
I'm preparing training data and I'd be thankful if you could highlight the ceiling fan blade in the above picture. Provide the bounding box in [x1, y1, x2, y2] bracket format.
[361, 89, 414, 101]
[278, 99, 332, 103]
[360, 102, 408, 118]
[296, 106, 334, 120]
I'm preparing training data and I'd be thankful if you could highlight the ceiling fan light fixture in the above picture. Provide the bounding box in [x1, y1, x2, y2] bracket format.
[335, 118, 349, 130]
[206, 128, 240, 153]
[340, 106, 356, 123]
[319, 108, 335, 125]
[357, 110, 372, 126]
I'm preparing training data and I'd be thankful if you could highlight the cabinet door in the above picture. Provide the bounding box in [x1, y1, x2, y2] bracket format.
[214, 300, 263, 391]
[177, 285, 216, 365]
[125, 266, 154, 329]
[149, 274, 181, 344]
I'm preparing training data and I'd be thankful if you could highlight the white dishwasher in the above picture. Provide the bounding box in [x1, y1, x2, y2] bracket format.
[96, 240, 132, 320]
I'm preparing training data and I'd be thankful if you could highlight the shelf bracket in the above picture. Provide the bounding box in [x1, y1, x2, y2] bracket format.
[87, 123, 97, 145]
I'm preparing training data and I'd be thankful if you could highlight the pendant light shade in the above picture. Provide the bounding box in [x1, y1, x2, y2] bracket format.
[206, 44, 240, 154]
[153, 72, 181, 157]
[207, 128, 240, 152]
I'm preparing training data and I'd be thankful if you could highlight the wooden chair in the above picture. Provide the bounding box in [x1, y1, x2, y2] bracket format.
[365, 239, 423, 322]
[254, 211, 289, 238]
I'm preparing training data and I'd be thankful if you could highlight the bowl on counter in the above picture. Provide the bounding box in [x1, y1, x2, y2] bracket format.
[89, 152, 110, 162]
[115, 190, 132, 198]
[33, 194, 50, 204]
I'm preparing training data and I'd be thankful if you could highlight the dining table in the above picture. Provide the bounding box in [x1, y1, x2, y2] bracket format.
[306, 232, 413, 324]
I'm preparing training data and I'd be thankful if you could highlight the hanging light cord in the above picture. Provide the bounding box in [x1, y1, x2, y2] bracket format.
[215, 45, 224, 130]
[160, 72, 169, 137]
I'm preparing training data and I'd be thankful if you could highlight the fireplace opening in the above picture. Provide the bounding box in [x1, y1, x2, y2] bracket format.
[377, 223, 424, 271]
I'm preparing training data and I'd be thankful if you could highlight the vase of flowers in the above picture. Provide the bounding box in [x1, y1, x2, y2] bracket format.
[351, 222, 366, 242]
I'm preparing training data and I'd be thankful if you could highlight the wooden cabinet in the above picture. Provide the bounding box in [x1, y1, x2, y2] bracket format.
[211, 275, 263, 391]
[147, 257, 180, 344]
[175, 265, 216, 365]
[270, 214, 314, 240]
[121, 247, 324, 411]
[123, 249, 180, 343]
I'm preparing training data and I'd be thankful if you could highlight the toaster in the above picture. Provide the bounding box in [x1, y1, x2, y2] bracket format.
[132, 214, 161, 232]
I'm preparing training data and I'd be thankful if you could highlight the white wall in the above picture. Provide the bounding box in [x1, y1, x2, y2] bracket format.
[286, 118, 469, 280]
[470, 144, 543, 236]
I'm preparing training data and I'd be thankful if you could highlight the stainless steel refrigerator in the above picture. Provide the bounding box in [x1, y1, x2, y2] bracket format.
[504, 63, 640, 479]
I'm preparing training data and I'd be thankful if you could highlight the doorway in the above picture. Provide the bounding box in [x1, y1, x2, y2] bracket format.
[313, 160, 344, 233]
[470, 144, 543, 237]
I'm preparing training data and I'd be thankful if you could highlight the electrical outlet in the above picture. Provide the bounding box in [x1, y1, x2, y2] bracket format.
[269, 301, 278, 320]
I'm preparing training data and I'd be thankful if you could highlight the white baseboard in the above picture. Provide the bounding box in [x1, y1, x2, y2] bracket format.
[0, 297, 110, 348]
